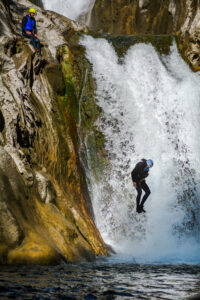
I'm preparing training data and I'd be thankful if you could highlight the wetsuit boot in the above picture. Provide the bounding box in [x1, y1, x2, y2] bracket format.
[139, 204, 146, 213]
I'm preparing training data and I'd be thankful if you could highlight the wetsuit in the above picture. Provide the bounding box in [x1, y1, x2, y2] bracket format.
[21, 15, 41, 54]
[131, 159, 151, 212]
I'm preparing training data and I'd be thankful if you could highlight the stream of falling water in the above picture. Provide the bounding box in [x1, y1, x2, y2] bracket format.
[80, 36, 200, 263]
[42, 0, 95, 23]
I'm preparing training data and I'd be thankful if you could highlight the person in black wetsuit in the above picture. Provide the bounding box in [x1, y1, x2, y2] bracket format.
[21, 8, 41, 55]
[131, 159, 153, 213]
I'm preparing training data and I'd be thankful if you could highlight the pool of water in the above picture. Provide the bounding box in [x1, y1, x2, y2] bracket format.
[0, 259, 200, 299]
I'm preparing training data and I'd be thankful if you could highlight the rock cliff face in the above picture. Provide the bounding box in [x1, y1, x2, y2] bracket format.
[90, 0, 200, 70]
[0, 0, 108, 264]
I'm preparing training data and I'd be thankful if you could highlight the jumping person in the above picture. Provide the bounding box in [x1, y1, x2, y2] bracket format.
[21, 8, 42, 55]
[131, 159, 153, 213]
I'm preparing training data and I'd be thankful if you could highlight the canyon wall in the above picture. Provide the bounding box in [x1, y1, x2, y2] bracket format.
[90, 0, 200, 70]
[0, 0, 108, 264]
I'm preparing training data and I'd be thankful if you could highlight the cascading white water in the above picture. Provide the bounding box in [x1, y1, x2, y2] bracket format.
[42, 0, 95, 23]
[80, 36, 200, 263]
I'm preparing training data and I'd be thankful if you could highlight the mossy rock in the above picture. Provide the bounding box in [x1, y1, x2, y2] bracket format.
[44, 63, 65, 96]
[108, 34, 174, 56]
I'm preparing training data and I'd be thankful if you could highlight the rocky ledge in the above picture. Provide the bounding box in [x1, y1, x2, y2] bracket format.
[0, 0, 108, 264]
[90, 0, 200, 71]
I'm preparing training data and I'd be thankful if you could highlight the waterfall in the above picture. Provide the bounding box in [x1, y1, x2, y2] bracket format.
[42, 0, 95, 23]
[80, 35, 200, 263]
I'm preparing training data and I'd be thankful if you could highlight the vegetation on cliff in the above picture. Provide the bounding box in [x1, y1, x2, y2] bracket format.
[0, 0, 108, 264]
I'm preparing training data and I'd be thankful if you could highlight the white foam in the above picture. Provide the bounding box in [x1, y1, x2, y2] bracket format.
[80, 35, 200, 263]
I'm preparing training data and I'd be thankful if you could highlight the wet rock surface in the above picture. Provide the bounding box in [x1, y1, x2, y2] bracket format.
[1, 0, 199, 266]
[0, 0, 108, 264]
[90, 0, 200, 71]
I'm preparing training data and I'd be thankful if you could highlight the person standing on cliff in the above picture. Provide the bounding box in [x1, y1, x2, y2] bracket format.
[131, 159, 153, 213]
[21, 8, 42, 55]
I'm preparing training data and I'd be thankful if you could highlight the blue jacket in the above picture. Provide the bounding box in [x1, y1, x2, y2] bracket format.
[22, 15, 37, 35]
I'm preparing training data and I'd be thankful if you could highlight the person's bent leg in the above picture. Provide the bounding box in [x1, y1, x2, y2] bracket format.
[25, 34, 40, 53]
[23, 33, 36, 48]
[34, 38, 41, 55]
[30, 34, 38, 50]
[23, 33, 42, 55]
[140, 181, 151, 207]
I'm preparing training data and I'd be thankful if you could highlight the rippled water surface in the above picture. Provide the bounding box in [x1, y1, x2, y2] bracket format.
[0, 260, 200, 299]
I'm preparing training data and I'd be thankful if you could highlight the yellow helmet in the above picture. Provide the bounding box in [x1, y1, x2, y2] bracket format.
[29, 8, 36, 14]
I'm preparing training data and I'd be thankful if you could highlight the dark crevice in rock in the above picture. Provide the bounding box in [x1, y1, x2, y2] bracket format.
[16, 114, 31, 148]
[75, 225, 89, 244]
[20, 62, 29, 80]
[34, 58, 48, 75]
[74, 225, 96, 261]
[15, 95, 39, 150]
[4, 39, 17, 57]
[44, 63, 65, 96]
[192, 54, 199, 60]
[35, 118, 42, 127]
[30, 54, 34, 91]
[0, 110, 5, 132]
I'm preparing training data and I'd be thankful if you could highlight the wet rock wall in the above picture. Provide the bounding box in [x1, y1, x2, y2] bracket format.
[90, 0, 200, 70]
[0, 0, 108, 264]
